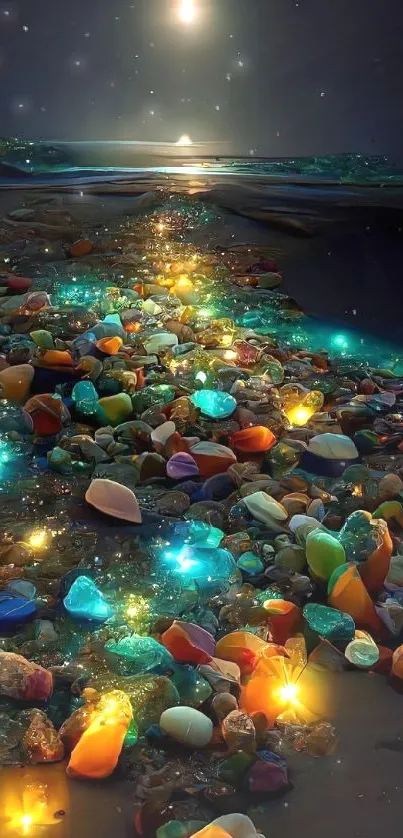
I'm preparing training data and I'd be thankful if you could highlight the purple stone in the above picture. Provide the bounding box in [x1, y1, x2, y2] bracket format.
[167, 452, 199, 480]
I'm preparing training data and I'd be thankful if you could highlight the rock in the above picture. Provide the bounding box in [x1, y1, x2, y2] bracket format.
[245, 752, 289, 794]
[105, 633, 173, 676]
[161, 620, 215, 664]
[190, 442, 237, 478]
[160, 707, 213, 748]
[85, 478, 142, 522]
[191, 390, 237, 420]
[231, 426, 276, 453]
[167, 452, 200, 479]
[237, 552, 264, 575]
[156, 491, 190, 516]
[243, 492, 288, 525]
[170, 664, 213, 708]
[212, 692, 239, 722]
[97, 393, 133, 426]
[303, 603, 355, 648]
[222, 710, 256, 753]
[306, 530, 346, 581]
[378, 473, 403, 501]
[63, 576, 114, 622]
[0, 651, 53, 701]
[0, 363, 34, 401]
[22, 708, 64, 763]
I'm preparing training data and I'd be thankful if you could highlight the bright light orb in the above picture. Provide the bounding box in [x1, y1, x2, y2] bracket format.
[178, 0, 196, 24]
[279, 682, 299, 705]
[176, 134, 193, 146]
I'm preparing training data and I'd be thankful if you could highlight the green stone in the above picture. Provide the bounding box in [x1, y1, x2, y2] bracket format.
[105, 633, 173, 676]
[30, 329, 54, 349]
[306, 530, 346, 581]
[123, 717, 139, 748]
[131, 385, 175, 415]
[217, 750, 256, 784]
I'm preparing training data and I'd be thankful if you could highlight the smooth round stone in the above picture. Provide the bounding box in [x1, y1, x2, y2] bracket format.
[345, 639, 379, 669]
[231, 426, 276, 453]
[275, 544, 306, 572]
[303, 603, 355, 647]
[151, 421, 176, 448]
[0, 594, 36, 626]
[191, 442, 237, 478]
[307, 433, 359, 460]
[72, 380, 98, 415]
[160, 706, 213, 747]
[167, 452, 199, 480]
[306, 530, 346, 581]
[200, 474, 234, 501]
[237, 551, 264, 576]
[30, 329, 54, 349]
[96, 393, 132, 427]
[206, 814, 262, 838]
[156, 492, 190, 516]
[85, 478, 142, 523]
[378, 473, 403, 501]
[243, 492, 288, 525]
[289, 514, 323, 534]
[190, 390, 237, 420]
[144, 333, 179, 354]
[0, 364, 34, 402]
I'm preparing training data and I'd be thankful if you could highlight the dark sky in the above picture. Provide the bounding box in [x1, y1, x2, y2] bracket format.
[1, 0, 403, 159]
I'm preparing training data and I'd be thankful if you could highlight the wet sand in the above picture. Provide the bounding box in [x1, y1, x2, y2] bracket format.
[1, 672, 402, 838]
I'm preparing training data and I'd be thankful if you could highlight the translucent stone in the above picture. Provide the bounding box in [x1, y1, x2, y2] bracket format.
[190, 389, 237, 419]
[105, 633, 173, 676]
[63, 577, 114, 622]
[303, 603, 355, 648]
[160, 544, 236, 594]
[171, 664, 213, 707]
[306, 530, 346, 581]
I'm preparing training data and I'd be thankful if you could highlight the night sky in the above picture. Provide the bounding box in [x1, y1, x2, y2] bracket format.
[1, 0, 402, 159]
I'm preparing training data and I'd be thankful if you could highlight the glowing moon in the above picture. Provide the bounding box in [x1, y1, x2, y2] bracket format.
[178, 0, 196, 24]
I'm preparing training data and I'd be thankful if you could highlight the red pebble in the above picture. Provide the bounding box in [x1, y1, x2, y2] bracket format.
[7, 275, 32, 292]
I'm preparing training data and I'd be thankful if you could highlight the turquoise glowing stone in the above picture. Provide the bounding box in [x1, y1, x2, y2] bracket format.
[72, 380, 98, 415]
[162, 545, 236, 592]
[105, 633, 173, 676]
[190, 389, 236, 419]
[186, 521, 224, 548]
[63, 576, 114, 622]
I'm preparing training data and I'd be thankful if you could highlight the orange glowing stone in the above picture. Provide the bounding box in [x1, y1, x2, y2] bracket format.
[96, 336, 123, 355]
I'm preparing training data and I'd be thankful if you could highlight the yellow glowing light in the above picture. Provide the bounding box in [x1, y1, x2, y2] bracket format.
[155, 222, 166, 233]
[176, 134, 193, 146]
[19, 814, 33, 833]
[286, 405, 313, 427]
[352, 484, 363, 497]
[278, 682, 300, 705]
[178, 0, 196, 24]
[28, 529, 49, 550]
[223, 350, 238, 361]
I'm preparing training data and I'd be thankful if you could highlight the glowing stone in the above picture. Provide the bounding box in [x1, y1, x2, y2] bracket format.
[190, 389, 237, 420]
[105, 633, 173, 676]
[67, 690, 132, 779]
[64, 576, 114, 622]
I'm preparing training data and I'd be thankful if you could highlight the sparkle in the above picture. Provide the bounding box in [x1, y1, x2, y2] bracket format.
[279, 682, 299, 705]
